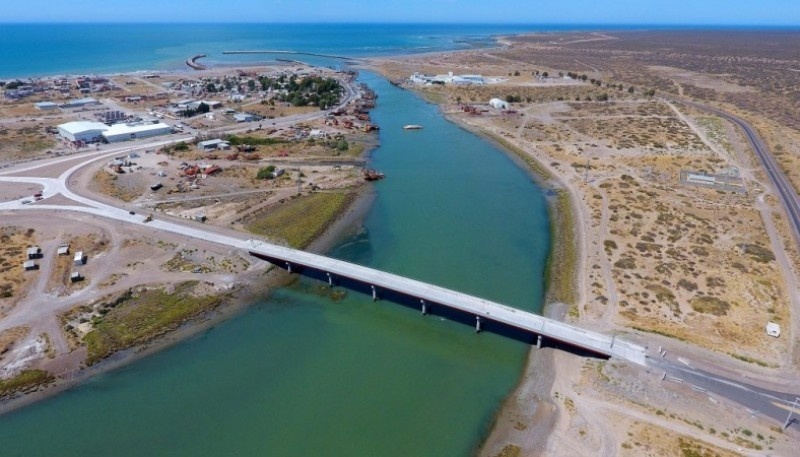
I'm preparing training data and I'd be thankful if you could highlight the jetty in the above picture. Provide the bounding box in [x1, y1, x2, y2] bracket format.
[186, 54, 207, 70]
[223, 50, 357, 61]
[246, 240, 647, 365]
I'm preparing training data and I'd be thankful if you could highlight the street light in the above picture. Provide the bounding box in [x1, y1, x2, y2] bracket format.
[784, 397, 799, 431]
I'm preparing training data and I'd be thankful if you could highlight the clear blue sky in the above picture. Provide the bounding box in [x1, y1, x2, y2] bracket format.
[3, 0, 799, 25]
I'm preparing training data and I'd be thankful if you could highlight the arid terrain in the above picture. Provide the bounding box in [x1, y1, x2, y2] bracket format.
[371, 30, 800, 456]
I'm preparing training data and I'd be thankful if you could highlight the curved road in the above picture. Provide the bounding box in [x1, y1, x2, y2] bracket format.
[681, 100, 800, 247]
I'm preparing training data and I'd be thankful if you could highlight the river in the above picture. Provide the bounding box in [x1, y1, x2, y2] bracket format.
[0, 71, 551, 456]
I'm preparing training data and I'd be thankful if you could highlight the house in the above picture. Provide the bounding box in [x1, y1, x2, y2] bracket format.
[74, 251, 86, 266]
[489, 98, 509, 110]
[70, 272, 84, 283]
[197, 139, 230, 151]
[27, 246, 41, 260]
[57, 244, 70, 256]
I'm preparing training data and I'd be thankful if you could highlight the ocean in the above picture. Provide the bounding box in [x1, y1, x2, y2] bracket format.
[0, 23, 554, 78]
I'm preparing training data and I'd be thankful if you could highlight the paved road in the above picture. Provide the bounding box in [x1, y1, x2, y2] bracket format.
[649, 357, 799, 430]
[680, 100, 800, 248]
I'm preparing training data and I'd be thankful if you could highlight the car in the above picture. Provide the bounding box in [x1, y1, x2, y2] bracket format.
[33, 192, 42, 198]
[34, 197, 43, 201]
[21, 199, 31, 204]
[129, 210, 135, 215]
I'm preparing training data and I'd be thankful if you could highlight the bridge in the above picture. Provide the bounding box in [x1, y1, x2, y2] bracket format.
[245, 240, 647, 366]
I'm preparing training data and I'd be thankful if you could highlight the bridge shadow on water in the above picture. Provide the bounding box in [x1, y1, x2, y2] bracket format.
[253, 252, 609, 361]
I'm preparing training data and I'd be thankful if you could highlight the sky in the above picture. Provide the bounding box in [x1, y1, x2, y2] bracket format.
[2, 0, 799, 25]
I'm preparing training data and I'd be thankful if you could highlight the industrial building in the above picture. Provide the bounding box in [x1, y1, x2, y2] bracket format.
[57, 121, 109, 143]
[58, 119, 172, 143]
[35, 101, 59, 110]
[101, 121, 172, 143]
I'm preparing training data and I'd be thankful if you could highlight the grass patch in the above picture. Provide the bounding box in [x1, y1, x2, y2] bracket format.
[83, 282, 224, 365]
[0, 369, 53, 398]
[728, 352, 772, 367]
[493, 444, 521, 457]
[246, 192, 353, 248]
[545, 190, 578, 305]
[690, 296, 730, 316]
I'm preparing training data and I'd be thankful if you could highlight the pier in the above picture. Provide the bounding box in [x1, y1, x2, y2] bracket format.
[246, 240, 647, 365]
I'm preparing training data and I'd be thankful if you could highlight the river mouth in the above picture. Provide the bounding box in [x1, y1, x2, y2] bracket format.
[0, 71, 551, 457]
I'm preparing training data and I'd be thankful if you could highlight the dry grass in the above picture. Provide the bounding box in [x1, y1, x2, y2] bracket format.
[0, 227, 39, 316]
[621, 422, 743, 457]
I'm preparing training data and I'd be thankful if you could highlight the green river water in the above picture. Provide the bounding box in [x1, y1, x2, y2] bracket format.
[0, 72, 551, 456]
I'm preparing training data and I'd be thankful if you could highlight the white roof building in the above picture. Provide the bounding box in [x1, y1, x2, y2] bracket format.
[489, 98, 509, 110]
[197, 139, 230, 150]
[102, 122, 173, 143]
[57, 121, 109, 143]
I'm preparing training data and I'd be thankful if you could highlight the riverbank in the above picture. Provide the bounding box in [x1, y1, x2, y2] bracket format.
[363, 51, 582, 457]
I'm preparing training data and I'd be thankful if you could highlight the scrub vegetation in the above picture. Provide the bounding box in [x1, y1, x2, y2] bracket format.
[245, 191, 353, 248]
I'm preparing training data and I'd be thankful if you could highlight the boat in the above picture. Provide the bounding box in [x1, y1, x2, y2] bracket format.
[362, 169, 385, 181]
[403, 124, 423, 130]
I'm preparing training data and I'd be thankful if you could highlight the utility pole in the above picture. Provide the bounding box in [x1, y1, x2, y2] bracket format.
[784, 397, 799, 431]
[584, 157, 590, 183]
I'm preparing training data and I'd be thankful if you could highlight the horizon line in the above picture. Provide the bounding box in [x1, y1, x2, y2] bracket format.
[0, 21, 798, 28]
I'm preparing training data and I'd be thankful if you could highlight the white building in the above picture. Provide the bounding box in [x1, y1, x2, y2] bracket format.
[489, 98, 509, 110]
[101, 122, 173, 143]
[35, 101, 59, 110]
[233, 113, 258, 123]
[197, 139, 231, 151]
[57, 121, 109, 143]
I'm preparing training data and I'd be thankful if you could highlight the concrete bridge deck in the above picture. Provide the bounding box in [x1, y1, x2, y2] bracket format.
[245, 240, 647, 366]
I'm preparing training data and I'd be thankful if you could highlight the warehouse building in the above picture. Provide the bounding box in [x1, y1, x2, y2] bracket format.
[101, 121, 172, 143]
[57, 121, 109, 143]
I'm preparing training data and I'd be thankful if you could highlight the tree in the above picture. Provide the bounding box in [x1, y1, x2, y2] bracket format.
[542, 71, 548, 78]
[628, 86, 635, 94]
[174, 141, 189, 151]
[513, 70, 520, 76]
[206, 83, 217, 93]
[336, 139, 349, 152]
[257, 165, 276, 179]
[597, 93, 609, 102]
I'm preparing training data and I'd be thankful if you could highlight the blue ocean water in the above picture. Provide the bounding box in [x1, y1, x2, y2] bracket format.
[0, 23, 547, 78]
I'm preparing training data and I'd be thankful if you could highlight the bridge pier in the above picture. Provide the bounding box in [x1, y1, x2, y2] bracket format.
[327, 272, 333, 287]
[475, 316, 481, 333]
[536, 334, 543, 349]
[421, 299, 427, 316]
[371, 285, 377, 301]
[286, 262, 292, 274]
